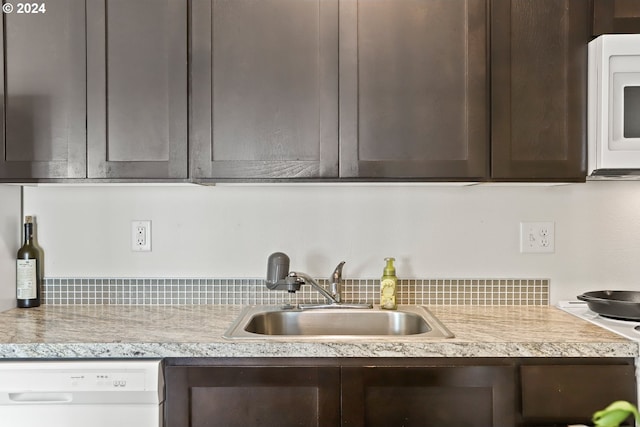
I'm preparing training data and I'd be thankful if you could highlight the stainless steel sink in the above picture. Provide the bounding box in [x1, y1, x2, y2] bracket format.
[223, 305, 454, 339]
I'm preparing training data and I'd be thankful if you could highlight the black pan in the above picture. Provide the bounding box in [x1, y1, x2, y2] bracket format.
[577, 290, 640, 320]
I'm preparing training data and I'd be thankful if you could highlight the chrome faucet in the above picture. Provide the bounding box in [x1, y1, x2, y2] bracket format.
[329, 261, 345, 303]
[291, 271, 339, 305]
[265, 252, 371, 309]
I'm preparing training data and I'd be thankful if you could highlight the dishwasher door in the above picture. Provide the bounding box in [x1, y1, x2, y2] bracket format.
[0, 401, 161, 427]
[0, 359, 163, 427]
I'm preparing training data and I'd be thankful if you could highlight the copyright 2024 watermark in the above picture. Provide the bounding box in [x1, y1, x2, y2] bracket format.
[2, 2, 47, 14]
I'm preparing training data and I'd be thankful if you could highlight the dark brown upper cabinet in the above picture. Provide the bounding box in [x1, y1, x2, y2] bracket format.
[490, 0, 590, 181]
[0, 0, 188, 181]
[0, 0, 86, 179]
[339, 0, 489, 180]
[594, 0, 640, 35]
[0, 0, 591, 183]
[190, 0, 339, 179]
[190, 0, 591, 182]
[86, 0, 188, 179]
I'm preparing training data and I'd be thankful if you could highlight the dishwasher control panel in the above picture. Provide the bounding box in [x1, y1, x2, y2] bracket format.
[69, 371, 144, 390]
[0, 360, 160, 392]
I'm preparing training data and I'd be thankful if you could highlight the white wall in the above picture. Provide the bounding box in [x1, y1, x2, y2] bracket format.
[22, 182, 640, 304]
[0, 186, 21, 311]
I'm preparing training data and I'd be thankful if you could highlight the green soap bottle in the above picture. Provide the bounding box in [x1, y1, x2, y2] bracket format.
[380, 257, 397, 310]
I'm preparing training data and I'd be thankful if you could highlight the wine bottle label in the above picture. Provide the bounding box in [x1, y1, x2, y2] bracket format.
[16, 259, 37, 300]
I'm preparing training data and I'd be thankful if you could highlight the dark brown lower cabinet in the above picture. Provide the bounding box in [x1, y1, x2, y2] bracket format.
[520, 364, 637, 426]
[341, 365, 515, 427]
[164, 358, 637, 427]
[164, 362, 340, 427]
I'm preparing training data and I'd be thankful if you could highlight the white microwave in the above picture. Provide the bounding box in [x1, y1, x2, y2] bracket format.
[588, 34, 640, 177]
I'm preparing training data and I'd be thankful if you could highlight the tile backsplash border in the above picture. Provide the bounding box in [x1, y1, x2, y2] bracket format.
[42, 278, 549, 306]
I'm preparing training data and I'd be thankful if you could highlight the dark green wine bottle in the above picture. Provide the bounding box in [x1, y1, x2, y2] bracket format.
[16, 216, 41, 308]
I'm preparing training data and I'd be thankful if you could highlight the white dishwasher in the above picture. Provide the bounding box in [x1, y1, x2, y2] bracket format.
[0, 359, 163, 427]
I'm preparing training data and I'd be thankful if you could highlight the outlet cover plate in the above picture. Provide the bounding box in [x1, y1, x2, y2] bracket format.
[520, 221, 554, 253]
[131, 220, 151, 252]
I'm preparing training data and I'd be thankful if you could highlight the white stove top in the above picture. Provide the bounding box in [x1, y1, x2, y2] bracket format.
[558, 301, 640, 342]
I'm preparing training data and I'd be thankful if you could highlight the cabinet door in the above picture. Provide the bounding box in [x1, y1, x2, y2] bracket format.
[341, 365, 516, 427]
[339, 0, 488, 179]
[491, 0, 590, 181]
[521, 364, 637, 425]
[190, 0, 339, 180]
[164, 365, 340, 427]
[86, 0, 188, 179]
[0, 1, 86, 179]
[594, 0, 640, 35]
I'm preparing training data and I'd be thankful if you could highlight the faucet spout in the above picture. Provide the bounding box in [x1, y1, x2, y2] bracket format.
[293, 272, 339, 305]
[330, 261, 345, 303]
[332, 262, 345, 282]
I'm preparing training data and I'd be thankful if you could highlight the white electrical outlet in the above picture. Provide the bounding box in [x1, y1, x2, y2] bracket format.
[131, 220, 151, 252]
[520, 221, 555, 253]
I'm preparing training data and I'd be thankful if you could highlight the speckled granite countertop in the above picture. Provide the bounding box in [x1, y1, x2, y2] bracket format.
[0, 305, 635, 359]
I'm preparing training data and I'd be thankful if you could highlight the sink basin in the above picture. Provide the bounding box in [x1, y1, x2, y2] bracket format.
[223, 305, 454, 339]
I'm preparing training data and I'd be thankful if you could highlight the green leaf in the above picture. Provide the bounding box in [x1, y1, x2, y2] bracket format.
[593, 401, 640, 427]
